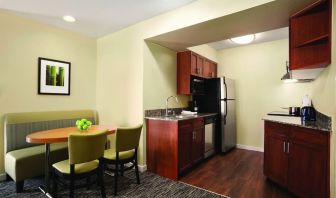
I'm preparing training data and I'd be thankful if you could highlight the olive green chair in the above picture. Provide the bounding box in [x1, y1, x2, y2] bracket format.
[103, 124, 143, 195]
[52, 130, 107, 198]
[4, 110, 98, 193]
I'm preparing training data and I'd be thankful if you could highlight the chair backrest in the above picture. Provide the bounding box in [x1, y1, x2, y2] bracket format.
[68, 130, 107, 165]
[4, 110, 98, 153]
[116, 124, 143, 152]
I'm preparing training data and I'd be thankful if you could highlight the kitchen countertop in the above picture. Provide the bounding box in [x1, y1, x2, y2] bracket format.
[263, 115, 331, 132]
[145, 112, 218, 121]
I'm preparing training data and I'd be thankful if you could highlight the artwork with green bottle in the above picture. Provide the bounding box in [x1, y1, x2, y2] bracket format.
[38, 57, 71, 95]
[45, 65, 65, 86]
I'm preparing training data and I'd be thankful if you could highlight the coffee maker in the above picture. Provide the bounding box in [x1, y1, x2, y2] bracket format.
[301, 106, 316, 121]
[301, 95, 316, 121]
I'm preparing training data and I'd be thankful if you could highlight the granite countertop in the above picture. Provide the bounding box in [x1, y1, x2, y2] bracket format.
[263, 115, 331, 132]
[145, 113, 218, 121]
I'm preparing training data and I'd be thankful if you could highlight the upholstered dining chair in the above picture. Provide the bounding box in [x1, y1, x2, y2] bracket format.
[51, 130, 107, 198]
[103, 124, 143, 196]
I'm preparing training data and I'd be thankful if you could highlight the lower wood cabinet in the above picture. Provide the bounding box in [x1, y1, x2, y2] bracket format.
[146, 118, 204, 180]
[264, 121, 330, 198]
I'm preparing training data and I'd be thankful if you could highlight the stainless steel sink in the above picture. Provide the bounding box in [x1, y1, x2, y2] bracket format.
[165, 114, 198, 119]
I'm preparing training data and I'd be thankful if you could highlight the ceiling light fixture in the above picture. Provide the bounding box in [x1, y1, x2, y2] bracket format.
[63, 15, 76, 23]
[230, 34, 255, 44]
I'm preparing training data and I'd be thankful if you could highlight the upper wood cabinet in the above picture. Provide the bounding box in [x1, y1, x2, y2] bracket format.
[289, 0, 331, 70]
[203, 60, 218, 78]
[177, 51, 218, 95]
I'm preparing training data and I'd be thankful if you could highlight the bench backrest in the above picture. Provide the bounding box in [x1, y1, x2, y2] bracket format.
[4, 110, 98, 153]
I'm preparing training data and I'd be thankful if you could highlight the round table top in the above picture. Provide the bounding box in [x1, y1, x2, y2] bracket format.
[26, 125, 116, 144]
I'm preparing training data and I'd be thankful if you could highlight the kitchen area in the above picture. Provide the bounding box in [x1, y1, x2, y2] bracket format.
[144, 0, 333, 197]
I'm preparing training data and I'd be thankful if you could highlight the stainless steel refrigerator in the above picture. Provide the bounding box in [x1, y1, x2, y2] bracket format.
[195, 77, 236, 153]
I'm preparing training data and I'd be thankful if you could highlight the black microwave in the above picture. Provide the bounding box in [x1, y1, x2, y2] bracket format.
[191, 76, 205, 95]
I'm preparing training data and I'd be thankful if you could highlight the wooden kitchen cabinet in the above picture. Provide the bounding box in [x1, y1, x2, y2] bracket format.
[203, 60, 218, 78]
[289, 0, 331, 70]
[178, 121, 193, 173]
[196, 56, 204, 76]
[264, 121, 330, 198]
[191, 119, 205, 165]
[146, 117, 204, 180]
[264, 122, 289, 186]
[177, 50, 218, 94]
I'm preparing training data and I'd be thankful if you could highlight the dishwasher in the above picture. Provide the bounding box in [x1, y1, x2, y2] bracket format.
[204, 116, 216, 159]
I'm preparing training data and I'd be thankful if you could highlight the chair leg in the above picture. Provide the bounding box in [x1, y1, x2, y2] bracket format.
[120, 164, 124, 176]
[134, 149, 140, 184]
[98, 161, 106, 198]
[70, 165, 75, 198]
[52, 170, 58, 198]
[86, 176, 90, 190]
[15, 181, 24, 193]
[134, 160, 140, 184]
[114, 163, 118, 196]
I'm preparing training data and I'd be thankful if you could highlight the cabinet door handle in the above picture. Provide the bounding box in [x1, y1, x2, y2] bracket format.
[283, 141, 286, 153]
[287, 142, 290, 153]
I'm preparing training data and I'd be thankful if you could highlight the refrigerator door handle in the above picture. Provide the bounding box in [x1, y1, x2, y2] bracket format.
[224, 81, 228, 101]
[225, 100, 228, 117]
[220, 77, 225, 99]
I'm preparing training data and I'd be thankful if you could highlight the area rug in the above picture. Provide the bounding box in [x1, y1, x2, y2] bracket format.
[0, 171, 223, 197]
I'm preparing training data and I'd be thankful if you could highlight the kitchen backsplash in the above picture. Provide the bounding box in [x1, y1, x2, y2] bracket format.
[315, 110, 332, 131]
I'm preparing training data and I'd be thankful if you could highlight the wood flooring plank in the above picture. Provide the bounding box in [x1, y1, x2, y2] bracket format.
[180, 149, 295, 198]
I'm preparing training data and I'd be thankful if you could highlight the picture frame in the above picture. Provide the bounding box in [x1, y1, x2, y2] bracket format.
[38, 57, 71, 95]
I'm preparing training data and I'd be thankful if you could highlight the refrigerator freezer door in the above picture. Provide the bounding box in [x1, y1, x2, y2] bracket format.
[220, 77, 236, 100]
[220, 100, 236, 152]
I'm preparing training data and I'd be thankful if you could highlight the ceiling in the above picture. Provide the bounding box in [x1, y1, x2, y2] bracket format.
[208, 27, 289, 50]
[0, 0, 196, 37]
[147, 0, 316, 51]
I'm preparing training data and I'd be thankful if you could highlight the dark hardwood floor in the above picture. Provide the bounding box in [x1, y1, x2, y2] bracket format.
[180, 149, 295, 198]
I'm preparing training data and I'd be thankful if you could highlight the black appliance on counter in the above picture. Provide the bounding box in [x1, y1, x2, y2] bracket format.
[301, 106, 316, 121]
[267, 111, 300, 117]
[194, 77, 236, 153]
[190, 76, 205, 95]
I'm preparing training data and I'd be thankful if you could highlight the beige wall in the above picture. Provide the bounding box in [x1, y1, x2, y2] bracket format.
[217, 39, 314, 149]
[143, 42, 189, 110]
[0, 11, 97, 172]
[310, 1, 335, 195]
[96, 0, 273, 166]
[188, 44, 218, 62]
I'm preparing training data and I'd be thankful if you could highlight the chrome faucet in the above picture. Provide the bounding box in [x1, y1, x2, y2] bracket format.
[166, 96, 179, 117]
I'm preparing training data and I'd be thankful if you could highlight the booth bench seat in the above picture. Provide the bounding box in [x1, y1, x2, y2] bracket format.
[4, 110, 98, 192]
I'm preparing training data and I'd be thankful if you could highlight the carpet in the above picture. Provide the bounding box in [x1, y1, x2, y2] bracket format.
[0, 171, 223, 197]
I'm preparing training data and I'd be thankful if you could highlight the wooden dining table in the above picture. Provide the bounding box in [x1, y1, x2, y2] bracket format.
[26, 125, 116, 198]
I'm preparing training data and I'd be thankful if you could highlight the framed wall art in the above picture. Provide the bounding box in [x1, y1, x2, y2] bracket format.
[38, 57, 71, 95]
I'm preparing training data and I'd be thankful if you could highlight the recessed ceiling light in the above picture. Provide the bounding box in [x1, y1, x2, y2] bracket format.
[230, 34, 255, 44]
[63, 15, 76, 23]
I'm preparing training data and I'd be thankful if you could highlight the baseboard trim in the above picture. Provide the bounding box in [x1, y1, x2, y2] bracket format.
[237, 144, 264, 152]
[0, 173, 7, 181]
[138, 164, 147, 172]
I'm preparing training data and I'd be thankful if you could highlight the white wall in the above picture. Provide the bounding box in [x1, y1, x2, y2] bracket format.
[0, 11, 97, 172]
[217, 39, 313, 149]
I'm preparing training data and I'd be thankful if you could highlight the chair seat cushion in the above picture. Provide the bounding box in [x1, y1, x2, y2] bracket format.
[103, 149, 134, 160]
[53, 159, 99, 174]
[5, 143, 68, 182]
